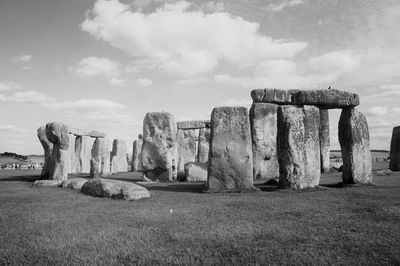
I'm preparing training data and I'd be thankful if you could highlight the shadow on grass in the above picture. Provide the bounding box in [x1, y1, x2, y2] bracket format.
[0, 175, 39, 182]
[320, 182, 377, 189]
[144, 183, 206, 193]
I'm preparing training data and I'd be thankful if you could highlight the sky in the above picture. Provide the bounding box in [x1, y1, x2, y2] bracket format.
[0, 0, 399, 155]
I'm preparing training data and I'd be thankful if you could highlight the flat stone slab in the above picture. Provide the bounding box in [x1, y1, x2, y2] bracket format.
[251, 89, 359, 109]
[32, 180, 63, 187]
[81, 179, 150, 200]
[68, 126, 106, 138]
[61, 178, 88, 190]
[177, 120, 210, 129]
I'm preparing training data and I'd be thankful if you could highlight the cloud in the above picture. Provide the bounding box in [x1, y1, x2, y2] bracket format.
[363, 84, 400, 101]
[69, 56, 120, 77]
[0, 81, 20, 91]
[218, 98, 252, 109]
[13, 54, 32, 63]
[8, 91, 56, 103]
[365, 106, 389, 116]
[265, 0, 304, 12]
[81, 0, 307, 77]
[110, 78, 128, 87]
[137, 78, 153, 87]
[41, 99, 125, 111]
[174, 77, 208, 87]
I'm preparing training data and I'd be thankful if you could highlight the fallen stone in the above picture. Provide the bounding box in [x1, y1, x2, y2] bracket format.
[389, 126, 400, 171]
[207, 107, 254, 192]
[61, 178, 88, 190]
[81, 179, 150, 200]
[197, 128, 210, 163]
[32, 180, 63, 187]
[185, 162, 207, 182]
[319, 109, 330, 173]
[177, 129, 196, 172]
[177, 120, 210, 129]
[277, 105, 321, 189]
[90, 138, 111, 177]
[131, 138, 143, 172]
[250, 102, 279, 180]
[37, 125, 54, 178]
[376, 169, 392, 176]
[339, 108, 373, 184]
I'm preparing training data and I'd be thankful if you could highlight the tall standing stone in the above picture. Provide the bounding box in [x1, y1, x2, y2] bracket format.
[45, 122, 71, 180]
[37, 126, 54, 178]
[131, 135, 144, 172]
[277, 105, 321, 189]
[319, 109, 330, 173]
[207, 107, 254, 191]
[339, 108, 373, 184]
[75, 136, 94, 173]
[249, 102, 279, 180]
[69, 134, 76, 174]
[197, 128, 210, 163]
[390, 126, 400, 171]
[111, 139, 128, 173]
[90, 138, 110, 178]
[177, 129, 196, 172]
[142, 112, 178, 181]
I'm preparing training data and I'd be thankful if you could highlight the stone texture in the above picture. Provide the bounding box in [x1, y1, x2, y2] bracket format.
[376, 169, 392, 176]
[177, 129, 196, 172]
[197, 128, 210, 163]
[131, 138, 143, 172]
[32, 179, 63, 187]
[142, 112, 178, 181]
[250, 103, 279, 180]
[277, 105, 321, 189]
[90, 138, 111, 178]
[81, 179, 150, 200]
[75, 136, 94, 173]
[177, 120, 210, 129]
[207, 107, 254, 191]
[111, 139, 128, 173]
[319, 109, 330, 173]
[37, 125, 53, 178]
[389, 126, 400, 171]
[68, 126, 106, 138]
[46, 122, 71, 181]
[69, 134, 76, 174]
[185, 162, 207, 182]
[339, 108, 373, 184]
[61, 178, 88, 190]
[251, 88, 359, 109]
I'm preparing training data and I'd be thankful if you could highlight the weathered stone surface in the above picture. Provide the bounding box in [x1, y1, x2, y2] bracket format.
[207, 107, 254, 191]
[185, 162, 207, 182]
[177, 129, 196, 172]
[69, 134, 76, 174]
[45, 122, 71, 181]
[277, 105, 321, 189]
[251, 88, 359, 109]
[61, 178, 88, 190]
[90, 138, 111, 178]
[250, 103, 279, 180]
[389, 126, 400, 171]
[32, 179, 63, 187]
[37, 126, 54, 178]
[131, 138, 143, 172]
[68, 126, 106, 138]
[339, 108, 373, 184]
[141, 112, 178, 182]
[319, 109, 330, 173]
[75, 136, 94, 173]
[111, 139, 128, 173]
[81, 179, 150, 200]
[177, 120, 210, 129]
[376, 169, 392, 176]
[197, 128, 210, 163]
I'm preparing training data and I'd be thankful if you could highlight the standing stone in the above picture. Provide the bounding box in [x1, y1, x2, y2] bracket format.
[37, 126, 53, 178]
[90, 138, 111, 177]
[319, 109, 330, 173]
[45, 122, 71, 180]
[75, 136, 94, 173]
[250, 103, 279, 180]
[177, 129, 196, 172]
[69, 134, 76, 174]
[339, 108, 373, 184]
[197, 128, 210, 163]
[390, 126, 400, 171]
[277, 105, 321, 189]
[207, 107, 254, 191]
[111, 139, 128, 173]
[131, 136, 143, 172]
[141, 112, 178, 181]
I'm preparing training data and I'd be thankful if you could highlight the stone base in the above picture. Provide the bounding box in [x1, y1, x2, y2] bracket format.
[145, 167, 174, 182]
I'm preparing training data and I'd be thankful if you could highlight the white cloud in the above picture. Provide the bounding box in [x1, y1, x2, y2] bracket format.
[69, 56, 120, 77]
[393, 107, 400, 114]
[365, 106, 389, 116]
[0, 94, 6, 101]
[218, 98, 252, 109]
[81, 0, 307, 77]
[8, 91, 56, 103]
[13, 54, 32, 63]
[0, 81, 20, 91]
[41, 99, 125, 111]
[110, 78, 128, 87]
[364, 84, 400, 101]
[137, 78, 153, 87]
[265, 0, 304, 12]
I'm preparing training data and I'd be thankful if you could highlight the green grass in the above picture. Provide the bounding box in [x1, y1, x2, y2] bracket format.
[1, 165, 400, 265]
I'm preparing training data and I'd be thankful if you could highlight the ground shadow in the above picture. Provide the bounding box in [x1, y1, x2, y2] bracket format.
[0, 174, 39, 182]
[144, 182, 206, 193]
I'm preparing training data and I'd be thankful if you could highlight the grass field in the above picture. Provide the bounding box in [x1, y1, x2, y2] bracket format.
[1, 164, 400, 265]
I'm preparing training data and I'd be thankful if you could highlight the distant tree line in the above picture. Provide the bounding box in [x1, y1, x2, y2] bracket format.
[0, 152, 28, 161]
